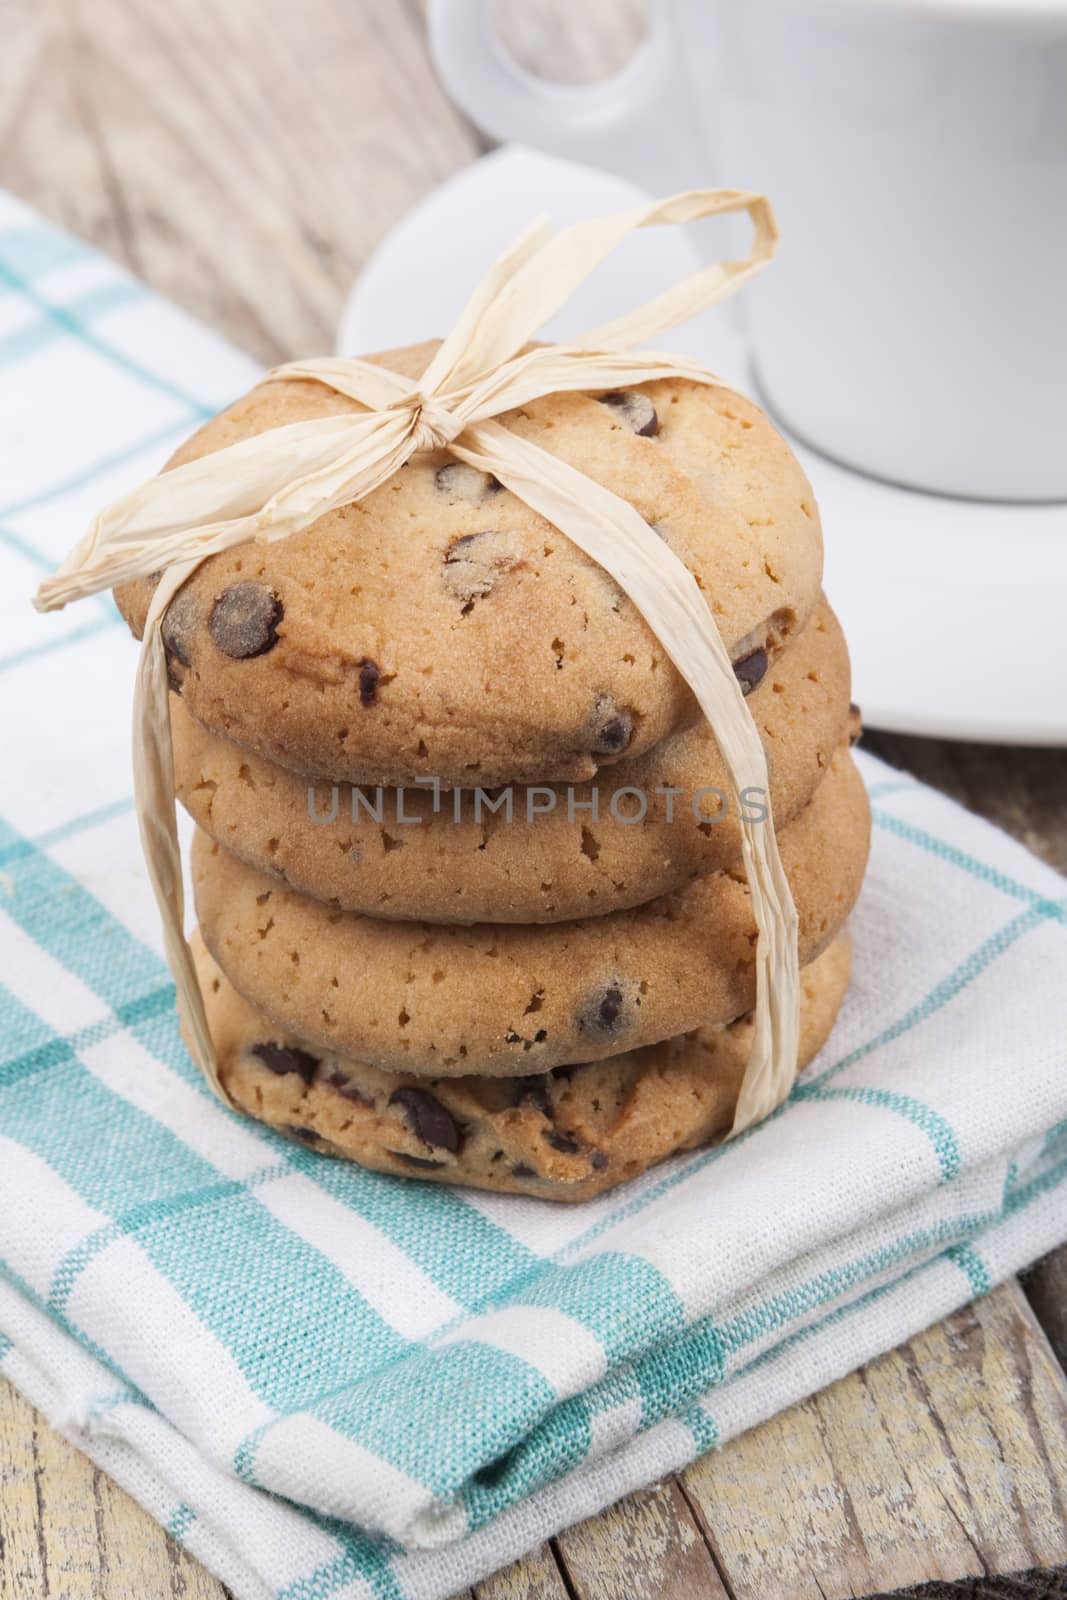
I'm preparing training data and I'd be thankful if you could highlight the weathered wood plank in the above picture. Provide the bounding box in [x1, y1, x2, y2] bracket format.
[0, 1374, 228, 1600]
[915, 1287, 1067, 1572]
[679, 1281, 1067, 1600]
[554, 1477, 729, 1600]
[473, 1542, 571, 1600]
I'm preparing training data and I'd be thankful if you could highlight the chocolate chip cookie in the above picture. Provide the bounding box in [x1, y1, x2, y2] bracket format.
[193, 744, 869, 1077]
[172, 594, 851, 924]
[192, 928, 852, 1201]
[115, 340, 823, 788]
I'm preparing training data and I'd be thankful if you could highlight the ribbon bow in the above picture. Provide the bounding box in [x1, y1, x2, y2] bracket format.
[34, 189, 801, 1138]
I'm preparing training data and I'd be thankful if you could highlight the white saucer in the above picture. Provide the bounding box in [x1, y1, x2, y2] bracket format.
[339, 148, 1067, 745]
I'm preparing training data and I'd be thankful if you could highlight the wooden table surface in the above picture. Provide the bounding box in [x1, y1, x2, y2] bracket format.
[2, 3, 1066, 1597]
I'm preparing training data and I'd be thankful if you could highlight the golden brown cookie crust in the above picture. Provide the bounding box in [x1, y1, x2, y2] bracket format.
[193, 746, 869, 1077]
[173, 595, 851, 924]
[193, 929, 851, 1202]
[116, 341, 822, 787]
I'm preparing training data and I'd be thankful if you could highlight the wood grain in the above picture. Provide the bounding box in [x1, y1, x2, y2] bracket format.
[0, 3, 1065, 1599]
[679, 1282, 1067, 1600]
[554, 1478, 730, 1600]
[0, 1374, 228, 1600]
[473, 1543, 570, 1600]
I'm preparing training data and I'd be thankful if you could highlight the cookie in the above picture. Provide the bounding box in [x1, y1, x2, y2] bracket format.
[115, 340, 823, 787]
[193, 928, 851, 1201]
[193, 744, 869, 1077]
[172, 595, 850, 925]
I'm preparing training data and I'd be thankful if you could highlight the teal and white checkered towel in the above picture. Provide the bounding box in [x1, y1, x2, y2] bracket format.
[2, 191, 1067, 1600]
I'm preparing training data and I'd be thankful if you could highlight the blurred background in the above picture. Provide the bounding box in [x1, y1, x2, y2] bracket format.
[1, 0, 645, 363]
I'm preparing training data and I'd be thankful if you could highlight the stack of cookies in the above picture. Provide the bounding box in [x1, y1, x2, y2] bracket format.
[115, 341, 870, 1202]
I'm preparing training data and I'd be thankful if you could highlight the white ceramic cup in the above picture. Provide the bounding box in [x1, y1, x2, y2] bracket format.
[429, 0, 1067, 502]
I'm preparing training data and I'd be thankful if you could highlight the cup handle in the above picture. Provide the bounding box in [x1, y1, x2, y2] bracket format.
[427, 0, 704, 195]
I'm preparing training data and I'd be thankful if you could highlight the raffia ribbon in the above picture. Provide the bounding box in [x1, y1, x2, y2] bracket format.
[35, 189, 801, 1139]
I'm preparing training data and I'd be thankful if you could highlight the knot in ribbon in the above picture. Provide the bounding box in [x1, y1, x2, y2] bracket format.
[33, 187, 803, 1140]
[403, 390, 467, 455]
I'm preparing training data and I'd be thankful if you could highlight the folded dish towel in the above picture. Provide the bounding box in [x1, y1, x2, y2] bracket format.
[2, 192, 1066, 1600]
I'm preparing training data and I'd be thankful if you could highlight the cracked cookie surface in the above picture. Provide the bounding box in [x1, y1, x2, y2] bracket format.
[192, 929, 851, 1201]
[193, 745, 869, 1077]
[173, 595, 851, 924]
[115, 340, 823, 787]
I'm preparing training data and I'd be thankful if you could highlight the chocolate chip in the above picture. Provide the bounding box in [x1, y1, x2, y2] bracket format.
[848, 702, 863, 746]
[443, 530, 520, 609]
[590, 696, 635, 757]
[283, 1124, 322, 1144]
[514, 1076, 552, 1116]
[590, 1151, 608, 1171]
[579, 983, 628, 1040]
[733, 646, 768, 696]
[251, 1041, 319, 1085]
[390, 1151, 447, 1170]
[598, 389, 658, 437]
[161, 586, 201, 669]
[512, 1163, 537, 1179]
[358, 658, 380, 707]
[545, 1130, 580, 1155]
[445, 532, 487, 566]
[389, 1086, 461, 1152]
[209, 582, 283, 659]
[599, 714, 633, 753]
[434, 463, 500, 501]
[597, 985, 623, 1028]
